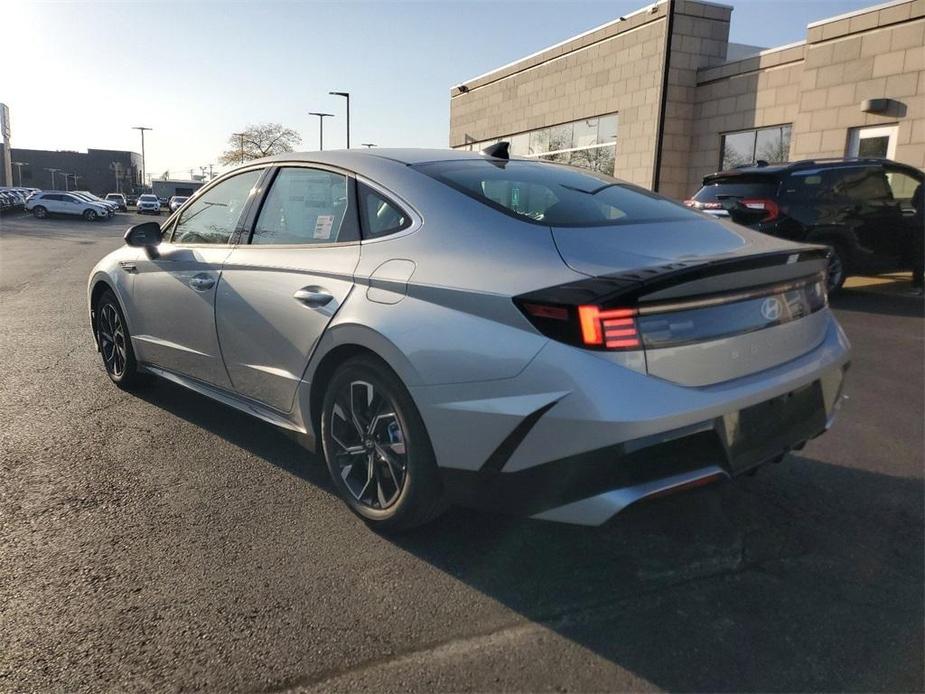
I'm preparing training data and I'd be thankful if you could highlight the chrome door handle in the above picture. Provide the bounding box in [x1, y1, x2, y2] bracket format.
[189, 274, 215, 291]
[293, 287, 333, 308]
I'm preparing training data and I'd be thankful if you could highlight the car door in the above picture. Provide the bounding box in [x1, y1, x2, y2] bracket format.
[830, 165, 906, 270]
[129, 168, 265, 389]
[215, 165, 361, 412]
[45, 194, 68, 214]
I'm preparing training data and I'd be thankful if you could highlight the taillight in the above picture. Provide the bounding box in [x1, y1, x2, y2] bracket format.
[577, 306, 640, 349]
[517, 300, 642, 351]
[739, 198, 779, 222]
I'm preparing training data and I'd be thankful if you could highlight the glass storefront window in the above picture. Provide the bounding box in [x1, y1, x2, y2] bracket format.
[573, 118, 599, 149]
[456, 112, 619, 176]
[510, 133, 530, 156]
[548, 123, 574, 152]
[529, 128, 551, 155]
[721, 125, 791, 169]
[598, 115, 618, 145]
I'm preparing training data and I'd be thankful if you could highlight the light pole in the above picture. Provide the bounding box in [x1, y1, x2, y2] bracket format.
[329, 91, 350, 148]
[132, 126, 152, 191]
[232, 132, 246, 164]
[12, 162, 27, 186]
[61, 173, 70, 191]
[308, 112, 334, 151]
[361, 143, 377, 148]
[45, 168, 60, 188]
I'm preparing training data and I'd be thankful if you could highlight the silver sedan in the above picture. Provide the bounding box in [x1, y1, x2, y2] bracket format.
[88, 148, 850, 531]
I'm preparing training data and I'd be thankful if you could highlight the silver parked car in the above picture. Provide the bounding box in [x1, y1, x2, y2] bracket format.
[87, 148, 851, 531]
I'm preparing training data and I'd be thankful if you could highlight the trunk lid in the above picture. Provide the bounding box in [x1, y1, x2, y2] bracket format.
[542, 220, 832, 385]
[549, 216, 794, 277]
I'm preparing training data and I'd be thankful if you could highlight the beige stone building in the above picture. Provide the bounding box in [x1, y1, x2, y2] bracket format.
[448, 0, 924, 200]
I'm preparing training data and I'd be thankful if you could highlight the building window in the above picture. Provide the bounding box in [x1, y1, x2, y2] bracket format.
[720, 125, 791, 170]
[458, 113, 619, 176]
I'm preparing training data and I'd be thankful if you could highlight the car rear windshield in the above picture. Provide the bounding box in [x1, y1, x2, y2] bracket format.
[693, 176, 779, 204]
[415, 159, 700, 227]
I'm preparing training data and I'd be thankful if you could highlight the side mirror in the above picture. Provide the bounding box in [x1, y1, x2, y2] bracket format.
[124, 221, 163, 248]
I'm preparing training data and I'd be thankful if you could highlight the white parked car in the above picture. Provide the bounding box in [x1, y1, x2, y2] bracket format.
[26, 192, 110, 221]
[70, 192, 116, 216]
[168, 195, 189, 212]
[136, 194, 161, 214]
[105, 193, 128, 211]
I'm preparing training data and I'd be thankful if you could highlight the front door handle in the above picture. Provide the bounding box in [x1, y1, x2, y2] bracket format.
[293, 287, 333, 308]
[189, 274, 215, 291]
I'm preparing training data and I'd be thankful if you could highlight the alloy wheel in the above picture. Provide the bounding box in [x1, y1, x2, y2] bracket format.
[329, 380, 408, 510]
[98, 304, 127, 377]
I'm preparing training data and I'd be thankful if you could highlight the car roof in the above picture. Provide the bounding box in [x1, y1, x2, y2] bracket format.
[259, 147, 493, 168]
[704, 157, 923, 183]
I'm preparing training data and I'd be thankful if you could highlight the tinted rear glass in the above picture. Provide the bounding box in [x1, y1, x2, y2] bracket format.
[693, 176, 778, 203]
[416, 159, 699, 227]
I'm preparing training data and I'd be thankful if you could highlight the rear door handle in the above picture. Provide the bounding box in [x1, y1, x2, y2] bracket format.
[293, 287, 333, 308]
[189, 274, 215, 291]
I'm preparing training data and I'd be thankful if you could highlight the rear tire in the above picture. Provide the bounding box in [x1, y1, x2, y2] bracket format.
[32, 206, 47, 219]
[825, 243, 849, 294]
[321, 355, 447, 532]
[95, 290, 146, 389]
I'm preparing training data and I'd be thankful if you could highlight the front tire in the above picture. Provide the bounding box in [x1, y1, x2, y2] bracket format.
[83, 209, 98, 221]
[321, 356, 447, 532]
[32, 206, 47, 219]
[95, 290, 146, 389]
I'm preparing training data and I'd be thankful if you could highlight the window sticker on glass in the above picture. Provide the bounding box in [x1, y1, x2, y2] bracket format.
[314, 214, 335, 240]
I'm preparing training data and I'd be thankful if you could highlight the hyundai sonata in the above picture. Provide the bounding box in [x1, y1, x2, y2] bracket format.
[87, 147, 850, 531]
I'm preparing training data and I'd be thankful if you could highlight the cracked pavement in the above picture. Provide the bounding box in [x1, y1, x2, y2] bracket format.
[0, 212, 922, 692]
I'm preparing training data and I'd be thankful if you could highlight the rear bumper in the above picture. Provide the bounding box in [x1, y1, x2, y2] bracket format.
[415, 312, 850, 525]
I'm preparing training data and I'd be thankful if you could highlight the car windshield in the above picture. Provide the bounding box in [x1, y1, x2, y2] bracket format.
[693, 176, 779, 204]
[416, 159, 699, 227]
[139, 195, 157, 201]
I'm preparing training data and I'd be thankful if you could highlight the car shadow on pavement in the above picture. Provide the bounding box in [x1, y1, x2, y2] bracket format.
[133, 379, 924, 691]
[131, 379, 334, 492]
[832, 289, 925, 317]
[390, 458, 924, 691]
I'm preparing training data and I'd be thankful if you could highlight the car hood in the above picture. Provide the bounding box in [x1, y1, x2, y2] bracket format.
[549, 216, 807, 277]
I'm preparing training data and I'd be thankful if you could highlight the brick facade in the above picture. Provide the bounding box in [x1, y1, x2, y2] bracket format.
[449, 0, 924, 199]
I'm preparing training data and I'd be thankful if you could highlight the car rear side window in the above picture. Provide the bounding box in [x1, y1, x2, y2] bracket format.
[358, 182, 411, 239]
[252, 167, 358, 245]
[172, 169, 262, 245]
[416, 159, 699, 227]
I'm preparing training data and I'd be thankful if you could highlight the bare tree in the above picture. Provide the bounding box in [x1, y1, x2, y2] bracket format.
[219, 123, 302, 166]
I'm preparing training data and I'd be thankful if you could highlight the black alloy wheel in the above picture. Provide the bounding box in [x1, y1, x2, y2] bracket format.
[321, 356, 446, 531]
[96, 290, 145, 389]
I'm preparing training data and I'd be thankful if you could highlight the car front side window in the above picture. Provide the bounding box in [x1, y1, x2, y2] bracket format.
[251, 167, 358, 245]
[172, 169, 262, 245]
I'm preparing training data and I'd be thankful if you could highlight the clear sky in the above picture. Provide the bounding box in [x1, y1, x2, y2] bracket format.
[5, 0, 875, 179]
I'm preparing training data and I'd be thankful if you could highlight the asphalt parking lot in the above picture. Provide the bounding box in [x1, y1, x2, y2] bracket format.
[0, 210, 922, 693]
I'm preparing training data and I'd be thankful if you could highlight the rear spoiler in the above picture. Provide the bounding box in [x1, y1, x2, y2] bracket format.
[516, 247, 829, 309]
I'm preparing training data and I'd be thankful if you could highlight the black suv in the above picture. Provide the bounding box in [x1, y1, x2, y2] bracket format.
[687, 158, 924, 291]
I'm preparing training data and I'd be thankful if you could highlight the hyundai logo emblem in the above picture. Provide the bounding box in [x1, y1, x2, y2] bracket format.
[761, 297, 782, 321]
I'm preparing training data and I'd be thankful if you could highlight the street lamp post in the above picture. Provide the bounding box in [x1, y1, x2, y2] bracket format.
[329, 91, 350, 148]
[62, 173, 70, 191]
[45, 168, 60, 188]
[308, 112, 334, 151]
[232, 132, 246, 164]
[132, 126, 152, 192]
[12, 162, 27, 186]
